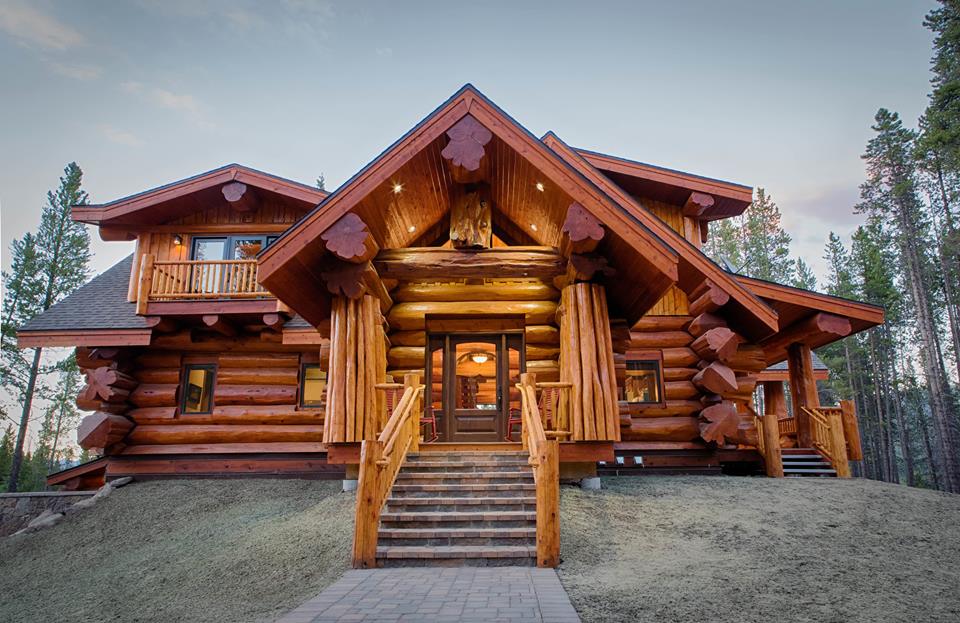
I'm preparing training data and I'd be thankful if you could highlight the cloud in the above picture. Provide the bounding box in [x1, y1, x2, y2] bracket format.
[100, 125, 144, 147]
[47, 61, 102, 81]
[119, 81, 211, 127]
[0, 2, 84, 50]
[153, 88, 201, 115]
[375, 47, 393, 58]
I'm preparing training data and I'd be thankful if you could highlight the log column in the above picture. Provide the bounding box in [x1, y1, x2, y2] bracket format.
[786, 342, 819, 447]
[761, 381, 786, 477]
[559, 283, 619, 441]
[323, 293, 388, 443]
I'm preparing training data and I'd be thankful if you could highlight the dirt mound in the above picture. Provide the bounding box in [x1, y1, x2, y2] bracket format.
[0, 479, 353, 623]
[558, 476, 960, 623]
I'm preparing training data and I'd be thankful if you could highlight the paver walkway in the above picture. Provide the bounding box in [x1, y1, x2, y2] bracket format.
[276, 567, 581, 623]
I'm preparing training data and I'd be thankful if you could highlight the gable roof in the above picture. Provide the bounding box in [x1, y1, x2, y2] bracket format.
[575, 148, 753, 221]
[258, 84, 683, 326]
[540, 132, 780, 341]
[72, 164, 327, 228]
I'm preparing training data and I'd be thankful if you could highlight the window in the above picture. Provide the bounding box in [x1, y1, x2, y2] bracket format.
[300, 364, 327, 408]
[190, 235, 273, 261]
[624, 357, 663, 404]
[182, 364, 216, 414]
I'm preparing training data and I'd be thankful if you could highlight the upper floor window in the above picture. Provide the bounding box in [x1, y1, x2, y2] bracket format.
[624, 352, 663, 405]
[300, 364, 327, 409]
[191, 235, 279, 261]
[182, 364, 216, 414]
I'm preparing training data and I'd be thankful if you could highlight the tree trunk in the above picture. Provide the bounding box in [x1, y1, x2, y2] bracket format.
[7, 347, 42, 492]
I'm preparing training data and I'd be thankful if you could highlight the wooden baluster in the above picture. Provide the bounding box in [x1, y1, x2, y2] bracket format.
[405, 373, 420, 454]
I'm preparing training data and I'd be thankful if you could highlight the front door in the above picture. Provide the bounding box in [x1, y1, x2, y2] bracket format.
[426, 332, 525, 442]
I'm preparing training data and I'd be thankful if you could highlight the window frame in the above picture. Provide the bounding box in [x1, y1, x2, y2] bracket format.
[299, 363, 327, 409]
[190, 235, 274, 261]
[180, 363, 217, 415]
[623, 349, 666, 407]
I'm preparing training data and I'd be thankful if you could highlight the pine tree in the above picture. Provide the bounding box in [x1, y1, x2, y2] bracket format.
[4, 163, 91, 492]
[858, 109, 960, 491]
[316, 174, 326, 191]
[919, 1, 960, 169]
[43, 357, 82, 471]
[792, 258, 818, 291]
[0, 425, 13, 487]
[740, 188, 795, 283]
[703, 217, 744, 271]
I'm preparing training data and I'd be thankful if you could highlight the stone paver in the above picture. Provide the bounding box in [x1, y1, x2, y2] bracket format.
[276, 567, 580, 623]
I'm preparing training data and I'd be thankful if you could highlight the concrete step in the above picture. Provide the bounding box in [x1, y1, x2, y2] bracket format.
[781, 461, 833, 467]
[782, 455, 827, 461]
[394, 471, 534, 485]
[376, 545, 537, 567]
[401, 462, 531, 473]
[380, 510, 536, 529]
[784, 468, 837, 476]
[385, 496, 536, 513]
[391, 483, 536, 498]
[378, 527, 536, 547]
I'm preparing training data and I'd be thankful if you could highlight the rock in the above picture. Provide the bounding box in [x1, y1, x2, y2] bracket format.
[17, 509, 65, 534]
[110, 476, 133, 488]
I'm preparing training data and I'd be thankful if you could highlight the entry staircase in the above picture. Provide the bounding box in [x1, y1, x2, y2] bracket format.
[781, 448, 837, 477]
[377, 452, 537, 566]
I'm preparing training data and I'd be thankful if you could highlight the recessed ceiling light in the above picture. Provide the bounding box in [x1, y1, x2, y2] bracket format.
[535, 182, 545, 192]
[530, 223, 538, 232]
[392, 182, 403, 194]
[408, 225, 416, 233]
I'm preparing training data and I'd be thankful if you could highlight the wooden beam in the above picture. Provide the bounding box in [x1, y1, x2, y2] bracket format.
[553, 254, 615, 289]
[440, 114, 492, 183]
[375, 247, 565, 281]
[221, 181, 258, 212]
[144, 316, 178, 333]
[682, 191, 715, 217]
[77, 412, 134, 451]
[202, 314, 237, 337]
[787, 343, 819, 446]
[762, 312, 852, 358]
[321, 213, 379, 263]
[687, 279, 730, 317]
[559, 202, 604, 256]
[320, 260, 392, 313]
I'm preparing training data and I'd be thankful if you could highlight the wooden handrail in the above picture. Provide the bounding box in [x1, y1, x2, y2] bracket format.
[517, 372, 560, 568]
[800, 406, 851, 477]
[142, 256, 273, 304]
[745, 403, 783, 478]
[352, 373, 423, 568]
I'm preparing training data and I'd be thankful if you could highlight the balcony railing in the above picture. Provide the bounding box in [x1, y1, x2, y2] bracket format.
[136, 255, 272, 313]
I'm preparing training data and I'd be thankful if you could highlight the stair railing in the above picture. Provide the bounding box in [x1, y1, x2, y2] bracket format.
[745, 403, 783, 477]
[800, 406, 851, 478]
[351, 373, 423, 568]
[517, 372, 560, 568]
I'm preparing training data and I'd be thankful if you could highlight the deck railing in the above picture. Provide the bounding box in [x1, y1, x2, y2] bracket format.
[517, 372, 560, 568]
[800, 406, 852, 477]
[351, 373, 423, 568]
[136, 254, 272, 312]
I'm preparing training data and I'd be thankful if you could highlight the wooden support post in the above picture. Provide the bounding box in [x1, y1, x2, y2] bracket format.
[827, 409, 851, 477]
[449, 184, 493, 249]
[537, 439, 560, 568]
[136, 253, 155, 315]
[840, 399, 863, 461]
[761, 409, 784, 477]
[351, 438, 380, 568]
[786, 343, 819, 447]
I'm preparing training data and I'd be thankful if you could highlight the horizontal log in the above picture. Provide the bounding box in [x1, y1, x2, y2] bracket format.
[662, 347, 699, 368]
[621, 416, 700, 442]
[129, 405, 323, 425]
[77, 412, 134, 450]
[130, 384, 179, 408]
[213, 384, 298, 406]
[387, 345, 559, 369]
[688, 280, 730, 317]
[691, 327, 740, 362]
[216, 367, 299, 386]
[688, 313, 726, 338]
[620, 400, 702, 417]
[633, 316, 690, 332]
[761, 312, 852, 357]
[389, 324, 558, 347]
[628, 330, 692, 349]
[135, 352, 181, 369]
[135, 368, 181, 385]
[150, 333, 323, 353]
[128, 424, 323, 445]
[725, 344, 767, 373]
[664, 380, 699, 401]
[375, 247, 565, 281]
[692, 361, 738, 395]
[126, 407, 177, 421]
[217, 353, 301, 368]
[387, 300, 557, 331]
[392, 281, 558, 303]
[663, 367, 698, 382]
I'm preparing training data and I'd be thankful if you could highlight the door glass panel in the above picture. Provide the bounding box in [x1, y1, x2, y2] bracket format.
[429, 340, 444, 438]
[455, 341, 498, 410]
[192, 238, 226, 261]
[232, 237, 264, 260]
[507, 339, 522, 422]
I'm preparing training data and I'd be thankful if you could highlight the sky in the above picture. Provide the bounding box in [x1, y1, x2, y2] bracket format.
[0, 0, 939, 281]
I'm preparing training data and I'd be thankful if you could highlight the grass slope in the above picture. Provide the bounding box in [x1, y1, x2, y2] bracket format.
[0, 480, 353, 623]
[559, 476, 960, 623]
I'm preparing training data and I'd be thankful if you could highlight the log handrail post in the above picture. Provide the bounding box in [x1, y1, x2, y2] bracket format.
[136, 253, 156, 315]
[826, 408, 851, 478]
[761, 409, 784, 477]
[840, 399, 863, 461]
[518, 372, 560, 567]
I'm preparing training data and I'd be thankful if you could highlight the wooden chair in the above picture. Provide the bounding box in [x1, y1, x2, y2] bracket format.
[421, 407, 439, 443]
[505, 408, 522, 441]
[505, 386, 560, 441]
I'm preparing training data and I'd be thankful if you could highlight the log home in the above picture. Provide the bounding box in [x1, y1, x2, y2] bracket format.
[18, 85, 883, 567]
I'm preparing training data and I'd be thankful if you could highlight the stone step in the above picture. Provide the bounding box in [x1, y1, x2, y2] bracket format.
[782, 455, 826, 461]
[386, 496, 536, 513]
[401, 462, 531, 473]
[391, 483, 536, 498]
[380, 510, 536, 529]
[378, 527, 536, 547]
[784, 468, 837, 475]
[376, 545, 537, 567]
[781, 461, 833, 467]
[395, 471, 534, 485]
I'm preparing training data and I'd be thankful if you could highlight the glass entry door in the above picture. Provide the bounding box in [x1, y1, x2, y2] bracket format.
[426, 332, 524, 442]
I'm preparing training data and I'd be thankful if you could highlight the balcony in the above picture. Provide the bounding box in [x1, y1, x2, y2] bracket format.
[136, 255, 276, 316]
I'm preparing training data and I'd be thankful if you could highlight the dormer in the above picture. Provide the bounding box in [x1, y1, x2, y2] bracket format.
[72, 165, 326, 324]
